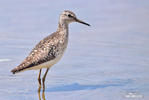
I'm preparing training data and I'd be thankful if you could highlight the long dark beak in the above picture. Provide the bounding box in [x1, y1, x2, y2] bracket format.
[75, 18, 90, 26]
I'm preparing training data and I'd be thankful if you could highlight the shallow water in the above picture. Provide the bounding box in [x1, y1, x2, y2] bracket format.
[0, 0, 149, 100]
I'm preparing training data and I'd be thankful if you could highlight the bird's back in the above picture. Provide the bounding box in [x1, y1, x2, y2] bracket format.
[11, 31, 68, 74]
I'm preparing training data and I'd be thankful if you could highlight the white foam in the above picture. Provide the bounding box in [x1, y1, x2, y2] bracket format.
[0, 59, 11, 62]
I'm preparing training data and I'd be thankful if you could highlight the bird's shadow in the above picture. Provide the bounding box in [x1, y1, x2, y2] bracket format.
[46, 79, 132, 92]
[37, 79, 132, 100]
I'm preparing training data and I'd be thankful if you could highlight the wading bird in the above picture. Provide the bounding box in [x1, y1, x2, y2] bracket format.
[11, 10, 90, 91]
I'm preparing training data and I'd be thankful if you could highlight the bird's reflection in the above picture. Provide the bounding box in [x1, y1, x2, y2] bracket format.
[38, 84, 46, 100]
[37, 69, 48, 100]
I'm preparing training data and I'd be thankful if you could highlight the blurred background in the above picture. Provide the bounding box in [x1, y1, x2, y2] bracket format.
[0, 0, 149, 100]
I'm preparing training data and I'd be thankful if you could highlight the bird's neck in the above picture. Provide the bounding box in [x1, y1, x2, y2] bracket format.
[57, 20, 69, 35]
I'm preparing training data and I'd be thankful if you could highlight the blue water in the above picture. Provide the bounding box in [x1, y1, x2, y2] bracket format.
[0, 0, 149, 100]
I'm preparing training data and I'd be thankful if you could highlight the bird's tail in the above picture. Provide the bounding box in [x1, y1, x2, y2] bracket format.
[11, 65, 26, 74]
[11, 67, 21, 74]
[11, 58, 32, 74]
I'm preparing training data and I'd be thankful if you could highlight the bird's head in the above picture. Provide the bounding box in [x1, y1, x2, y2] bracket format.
[59, 10, 90, 26]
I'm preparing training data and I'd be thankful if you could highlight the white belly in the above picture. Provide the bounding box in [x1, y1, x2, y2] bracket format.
[28, 54, 63, 70]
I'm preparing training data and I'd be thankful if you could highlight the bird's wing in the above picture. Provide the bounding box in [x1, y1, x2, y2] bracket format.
[11, 33, 59, 74]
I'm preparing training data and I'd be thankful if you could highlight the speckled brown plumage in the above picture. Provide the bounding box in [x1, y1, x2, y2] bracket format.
[11, 28, 68, 74]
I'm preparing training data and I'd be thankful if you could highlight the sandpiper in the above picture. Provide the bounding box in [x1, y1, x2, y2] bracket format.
[11, 10, 90, 90]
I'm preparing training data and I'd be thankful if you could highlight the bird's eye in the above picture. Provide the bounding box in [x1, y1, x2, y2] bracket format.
[68, 14, 72, 18]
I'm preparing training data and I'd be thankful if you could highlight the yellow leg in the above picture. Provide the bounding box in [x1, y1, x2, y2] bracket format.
[38, 69, 42, 92]
[42, 68, 49, 92]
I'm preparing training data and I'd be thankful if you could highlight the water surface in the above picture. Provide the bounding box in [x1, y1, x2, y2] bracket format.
[0, 0, 149, 100]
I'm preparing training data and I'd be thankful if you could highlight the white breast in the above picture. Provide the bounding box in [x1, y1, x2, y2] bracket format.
[28, 54, 63, 70]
